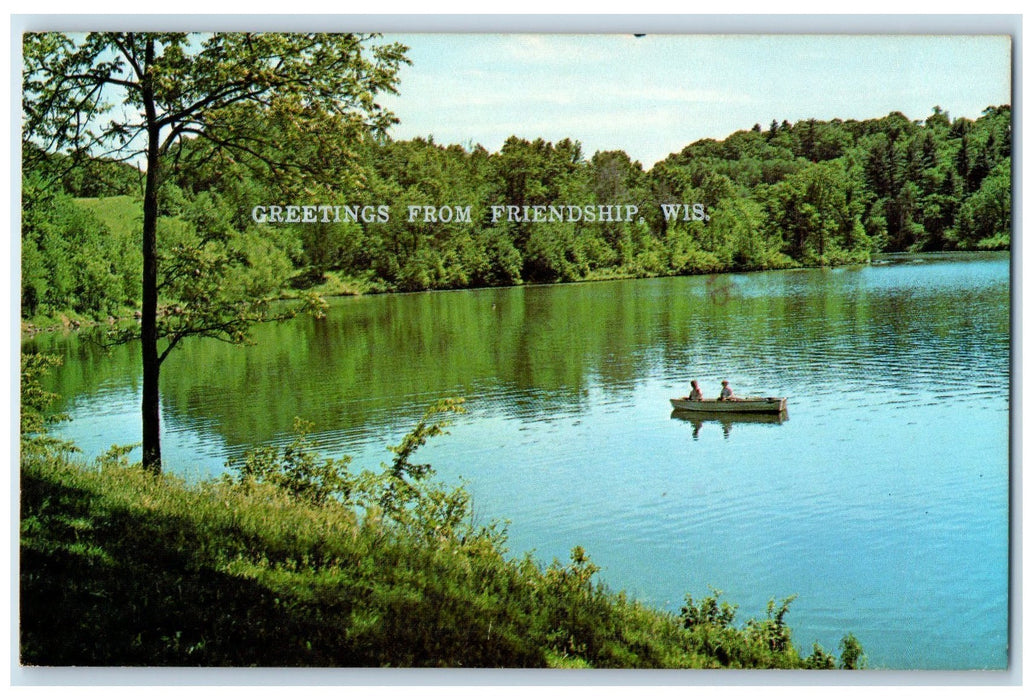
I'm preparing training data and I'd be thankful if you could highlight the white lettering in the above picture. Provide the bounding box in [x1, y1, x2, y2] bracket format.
[661, 204, 682, 221]
[249, 202, 697, 226]
[252, 204, 393, 223]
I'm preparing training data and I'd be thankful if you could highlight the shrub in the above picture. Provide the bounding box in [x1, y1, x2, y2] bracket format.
[840, 632, 866, 669]
[224, 417, 354, 506]
[20, 352, 76, 455]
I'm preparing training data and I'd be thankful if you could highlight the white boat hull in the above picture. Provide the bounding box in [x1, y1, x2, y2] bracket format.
[669, 397, 787, 414]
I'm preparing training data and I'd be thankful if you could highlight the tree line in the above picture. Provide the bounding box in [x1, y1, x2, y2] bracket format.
[24, 104, 1011, 322]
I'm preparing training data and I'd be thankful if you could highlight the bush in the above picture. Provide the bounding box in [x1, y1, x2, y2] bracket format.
[20, 352, 75, 455]
[224, 417, 354, 506]
[840, 632, 867, 669]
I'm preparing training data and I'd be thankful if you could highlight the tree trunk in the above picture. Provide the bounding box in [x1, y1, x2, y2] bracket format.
[141, 40, 162, 474]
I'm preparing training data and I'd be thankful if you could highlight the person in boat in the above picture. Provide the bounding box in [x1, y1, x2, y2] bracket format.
[688, 380, 704, 401]
[718, 380, 738, 401]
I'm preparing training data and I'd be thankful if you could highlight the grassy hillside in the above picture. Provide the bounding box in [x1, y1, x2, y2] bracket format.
[19, 447, 864, 669]
[74, 195, 142, 240]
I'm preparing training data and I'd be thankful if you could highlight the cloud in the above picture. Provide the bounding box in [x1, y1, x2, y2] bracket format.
[498, 34, 629, 65]
[395, 65, 752, 112]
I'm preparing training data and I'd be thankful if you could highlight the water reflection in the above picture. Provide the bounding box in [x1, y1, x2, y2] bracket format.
[25, 254, 1009, 456]
[670, 409, 788, 439]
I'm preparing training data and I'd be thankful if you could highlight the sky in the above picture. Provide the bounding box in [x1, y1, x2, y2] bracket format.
[379, 34, 1013, 167]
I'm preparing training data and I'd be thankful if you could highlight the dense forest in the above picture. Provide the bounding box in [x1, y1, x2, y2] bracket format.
[21, 104, 1011, 323]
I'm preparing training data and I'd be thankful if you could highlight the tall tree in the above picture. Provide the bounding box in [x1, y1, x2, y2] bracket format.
[23, 32, 408, 472]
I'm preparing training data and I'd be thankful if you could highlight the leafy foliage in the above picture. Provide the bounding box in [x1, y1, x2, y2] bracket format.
[23, 31, 410, 472]
[378, 398, 466, 511]
[224, 417, 354, 507]
[21, 177, 139, 321]
[679, 588, 862, 669]
[839, 632, 867, 670]
[681, 586, 738, 628]
[24, 105, 1011, 328]
[20, 353, 76, 455]
[224, 398, 484, 546]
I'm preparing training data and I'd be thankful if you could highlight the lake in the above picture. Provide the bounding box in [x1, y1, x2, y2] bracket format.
[25, 252, 1011, 670]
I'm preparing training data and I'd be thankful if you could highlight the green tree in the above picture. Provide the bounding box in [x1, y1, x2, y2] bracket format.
[20, 172, 132, 319]
[20, 353, 74, 455]
[766, 160, 868, 264]
[955, 158, 1011, 249]
[23, 32, 408, 472]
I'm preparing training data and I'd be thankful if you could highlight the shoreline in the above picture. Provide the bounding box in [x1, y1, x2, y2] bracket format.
[20, 248, 1010, 339]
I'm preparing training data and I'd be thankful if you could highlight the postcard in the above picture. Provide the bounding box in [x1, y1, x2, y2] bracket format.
[15, 17, 1015, 680]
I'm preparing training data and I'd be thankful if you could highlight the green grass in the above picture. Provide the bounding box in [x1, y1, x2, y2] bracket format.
[285, 269, 390, 298]
[20, 449, 864, 669]
[74, 195, 142, 239]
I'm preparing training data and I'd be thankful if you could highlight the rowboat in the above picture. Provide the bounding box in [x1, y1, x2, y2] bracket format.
[669, 397, 787, 413]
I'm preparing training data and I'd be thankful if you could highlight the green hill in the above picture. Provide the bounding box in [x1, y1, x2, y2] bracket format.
[74, 195, 142, 240]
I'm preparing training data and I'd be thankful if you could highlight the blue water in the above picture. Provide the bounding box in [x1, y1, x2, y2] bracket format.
[29, 253, 1011, 669]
